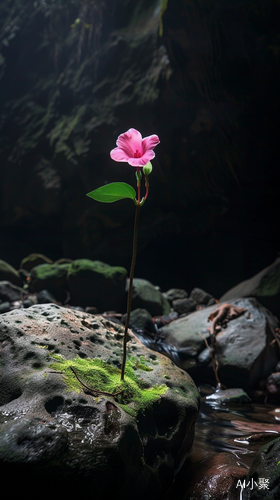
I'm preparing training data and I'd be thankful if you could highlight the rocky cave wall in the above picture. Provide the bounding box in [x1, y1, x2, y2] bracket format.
[0, 0, 279, 296]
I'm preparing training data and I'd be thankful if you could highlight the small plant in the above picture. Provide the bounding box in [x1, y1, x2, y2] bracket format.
[87, 128, 160, 380]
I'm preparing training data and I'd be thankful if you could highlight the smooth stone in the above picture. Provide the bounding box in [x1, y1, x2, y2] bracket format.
[0, 301, 11, 313]
[0, 281, 25, 302]
[166, 452, 247, 500]
[163, 288, 188, 303]
[161, 298, 279, 390]
[122, 308, 156, 334]
[37, 289, 58, 304]
[190, 287, 214, 305]
[172, 297, 197, 314]
[220, 257, 280, 319]
[131, 278, 171, 317]
[205, 388, 251, 405]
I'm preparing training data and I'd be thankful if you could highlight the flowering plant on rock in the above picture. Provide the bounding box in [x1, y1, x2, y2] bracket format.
[87, 128, 160, 380]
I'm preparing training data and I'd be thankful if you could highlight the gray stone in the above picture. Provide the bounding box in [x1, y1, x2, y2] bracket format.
[67, 259, 127, 311]
[0, 301, 11, 313]
[161, 298, 279, 390]
[190, 287, 214, 305]
[37, 289, 58, 304]
[243, 437, 280, 499]
[220, 257, 280, 319]
[266, 372, 280, 401]
[0, 304, 200, 499]
[0, 281, 25, 302]
[205, 388, 251, 405]
[172, 297, 197, 315]
[131, 278, 171, 317]
[163, 289, 188, 303]
[122, 308, 156, 334]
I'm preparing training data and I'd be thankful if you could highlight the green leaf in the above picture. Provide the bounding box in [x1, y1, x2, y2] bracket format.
[86, 182, 136, 203]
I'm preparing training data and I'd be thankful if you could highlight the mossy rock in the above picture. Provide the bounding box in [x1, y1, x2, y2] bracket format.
[19, 253, 53, 272]
[0, 303, 200, 499]
[28, 263, 70, 302]
[131, 278, 171, 317]
[67, 259, 127, 311]
[244, 437, 280, 499]
[0, 260, 22, 287]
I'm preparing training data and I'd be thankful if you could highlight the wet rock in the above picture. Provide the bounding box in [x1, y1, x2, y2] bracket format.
[0, 301, 11, 313]
[122, 308, 156, 334]
[0, 281, 25, 302]
[0, 303, 200, 500]
[243, 437, 280, 499]
[85, 306, 98, 314]
[168, 452, 247, 500]
[163, 288, 188, 303]
[131, 278, 171, 317]
[0, 260, 22, 287]
[172, 297, 197, 315]
[161, 298, 279, 390]
[206, 388, 251, 405]
[28, 263, 70, 302]
[19, 253, 53, 272]
[190, 287, 214, 305]
[220, 257, 280, 319]
[37, 289, 58, 304]
[67, 259, 127, 311]
[266, 373, 280, 401]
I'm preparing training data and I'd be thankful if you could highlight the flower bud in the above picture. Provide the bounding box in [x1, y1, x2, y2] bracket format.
[143, 161, 153, 176]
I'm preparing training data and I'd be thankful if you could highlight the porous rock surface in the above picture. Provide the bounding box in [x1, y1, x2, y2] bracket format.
[0, 304, 199, 499]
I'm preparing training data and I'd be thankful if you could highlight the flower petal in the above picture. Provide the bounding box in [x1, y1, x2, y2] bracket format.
[116, 128, 143, 157]
[127, 150, 155, 166]
[142, 134, 160, 153]
[110, 147, 131, 162]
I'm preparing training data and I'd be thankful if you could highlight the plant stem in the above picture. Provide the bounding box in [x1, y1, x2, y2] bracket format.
[120, 202, 141, 380]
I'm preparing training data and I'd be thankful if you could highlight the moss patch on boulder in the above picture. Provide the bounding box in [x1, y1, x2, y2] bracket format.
[50, 355, 167, 417]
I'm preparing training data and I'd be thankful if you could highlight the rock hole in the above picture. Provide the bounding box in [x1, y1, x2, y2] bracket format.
[45, 396, 64, 414]
[78, 352, 87, 359]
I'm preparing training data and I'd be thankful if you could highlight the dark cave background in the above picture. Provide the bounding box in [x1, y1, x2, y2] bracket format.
[0, 0, 279, 299]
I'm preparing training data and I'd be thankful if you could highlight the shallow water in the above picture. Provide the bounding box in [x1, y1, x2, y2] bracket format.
[191, 390, 280, 469]
[164, 384, 280, 499]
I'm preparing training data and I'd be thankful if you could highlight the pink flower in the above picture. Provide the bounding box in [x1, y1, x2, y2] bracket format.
[110, 128, 160, 167]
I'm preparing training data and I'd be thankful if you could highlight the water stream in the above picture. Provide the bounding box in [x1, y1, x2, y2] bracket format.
[135, 329, 280, 498]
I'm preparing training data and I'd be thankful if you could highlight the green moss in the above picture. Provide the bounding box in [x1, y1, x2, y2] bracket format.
[129, 355, 153, 372]
[49, 355, 167, 418]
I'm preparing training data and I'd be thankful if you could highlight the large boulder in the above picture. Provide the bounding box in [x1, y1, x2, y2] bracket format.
[220, 258, 280, 319]
[0, 303, 200, 499]
[67, 259, 127, 311]
[243, 437, 280, 499]
[28, 263, 70, 303]
[160, 298, 279, 390]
